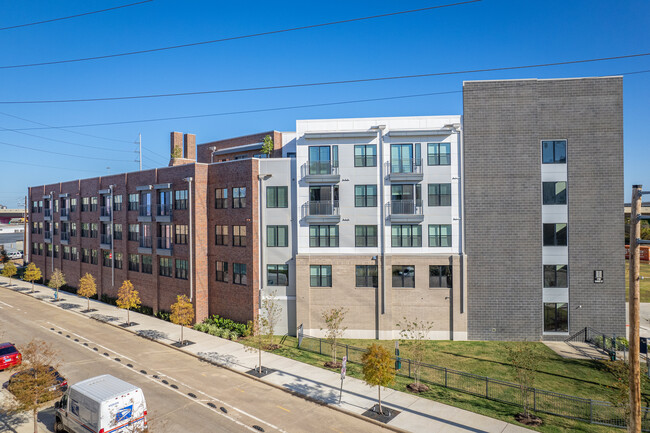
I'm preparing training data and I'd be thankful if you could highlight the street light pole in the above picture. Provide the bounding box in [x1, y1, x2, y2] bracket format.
[629, 185, 643, 433]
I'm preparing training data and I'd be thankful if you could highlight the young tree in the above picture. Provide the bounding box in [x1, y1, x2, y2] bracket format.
[22, 262, 42, 293]
[116, 280, 141, 325]
[170, 295, 194, 345]
[507, 342, 541, 423]
[261, 290, 282, 348]
[48, 268, 66, 301]
[361, 344, 395, 416]
[245, 317, 265, 375]
[77, 273, 97, 311]
[2, 339, 59, 433]
[1, 260, 17, 285]
[321, 307, 348, 368]
[261, 134, 274, 156]
[397, 317, 434, 392]
[171, 146, 182, 159]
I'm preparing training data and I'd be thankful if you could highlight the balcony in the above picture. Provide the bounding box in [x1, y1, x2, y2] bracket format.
[138, 236, 153, 254]
[100, 234, 112, 249]
[44, 208, 52, 221]
[138, 205, 152, 222]
[60, 208, 69, 221]
[157, 237, 173, 256]
[302, 200, 340, 223]
[100, 206, 111, 222]
[386, 158, 424, 182]
[44, 231, 52, 243]
[60, 231, 70, 245]
[156, 203, 172, 222]
[387, 200, 424, 223]
[301, 161, 340, 183]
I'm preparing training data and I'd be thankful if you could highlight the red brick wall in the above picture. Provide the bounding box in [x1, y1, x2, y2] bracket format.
[197, 131, 283, 163]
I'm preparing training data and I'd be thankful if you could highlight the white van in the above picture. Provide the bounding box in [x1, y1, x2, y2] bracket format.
[54, 375, 147, 433]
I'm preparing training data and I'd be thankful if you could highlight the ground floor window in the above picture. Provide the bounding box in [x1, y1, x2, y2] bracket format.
[544, 303, 568, 332]
[234, 263, 247, 285]
[310, 265, 332, 287]
[429, 265, 452, 288]
[267, 264, 288, 286]
[392, 265, 415, 288]
[355, 265, 378, 287]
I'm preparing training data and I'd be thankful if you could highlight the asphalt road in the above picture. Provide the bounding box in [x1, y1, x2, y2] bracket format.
[0, 287, 388, 433]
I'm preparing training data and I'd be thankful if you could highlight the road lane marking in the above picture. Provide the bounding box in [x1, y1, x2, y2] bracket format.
[276, 406, 290, 413]
[0, 300, 14, 308]
[42, 324, 288, 433]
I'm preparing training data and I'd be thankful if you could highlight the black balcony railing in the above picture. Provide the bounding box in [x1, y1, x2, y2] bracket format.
[156, 203, 172, 217]
[60, 232, 69, 241]
[60, 208, 69, 217]
[157, 237, 172, 250]
[101, 234, 112, 245]
[389, 200, 423, 215]
[305, 161, 339, 176]
[388, 158, 423, 174]
[139, 206, 152, 217]
[100, 206, 111, 217]
[44, 209, 52, 217]
[139, 236, 152, 248]
[306, 200, 340, 216]
[44, 230, 52, 239]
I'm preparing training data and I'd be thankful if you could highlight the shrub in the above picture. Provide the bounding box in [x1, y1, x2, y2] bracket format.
[229, 333, 238, 341]
[221, 330, 231, 340]
[155, 310, 171, 322]
[204, 315, 248, 336]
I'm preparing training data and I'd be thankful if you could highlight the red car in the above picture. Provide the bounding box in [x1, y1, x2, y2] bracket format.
[0, 343, 22, 370]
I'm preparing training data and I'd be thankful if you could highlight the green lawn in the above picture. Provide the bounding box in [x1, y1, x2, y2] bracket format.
[626, 259, 650, 302]
[241, 336, 650, 433]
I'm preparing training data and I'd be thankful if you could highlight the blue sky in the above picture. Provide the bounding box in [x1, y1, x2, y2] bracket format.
[0, 0, 648, 207]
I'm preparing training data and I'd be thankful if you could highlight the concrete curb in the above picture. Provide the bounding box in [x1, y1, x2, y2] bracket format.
[3, 282, 408, 433]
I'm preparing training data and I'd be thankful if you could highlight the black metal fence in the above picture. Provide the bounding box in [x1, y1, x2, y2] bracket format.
[297, 333, 650, 431]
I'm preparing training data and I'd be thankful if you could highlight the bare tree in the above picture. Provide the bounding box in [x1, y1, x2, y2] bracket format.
[261, 290, 282, 349]
[397, 317, 434, 392]
[507, 342, 542, 425]
[321, 307, 348, 368]
[2, 339, 60, 433]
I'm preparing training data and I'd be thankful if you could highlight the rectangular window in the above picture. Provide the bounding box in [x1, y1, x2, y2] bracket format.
[309, 225, 339, 247]
[63, 246, 70, 260]
[310, 265, 332, 287]
[128, 254, 140, 272]
[309, 146, 337, 174]
[427, 142, 451, 166]
[81, 197, 89, 212]
[543, 181, 567, 205]
[354, 144, 377, 167]
[175, 259, 188, 280]
[70, 222, 77, 237]
[54, 222, 59, 235]
[71, 247, 78, 261]
[53, 245, 59, 258]
[391, 144, 416, 173]
[266, 186, 288, 208]
[544, 265, 568, 288]
[140, 192, 152, 216]
[81, 223, 89, 238]
[81, 248, 90, 263]
[140, 223, 152, 248]
[128, 224, 139, 241]
[175, 225, 188, 244]
[113, 195, 123, 211]
[90, 223, 98, 238]
[216, 261, 228, 282]
[38, 201, 43, 213]
[113, 224, 122, 240]
[543, 223, 568, 246]
[233, 263, 247, 285]
[90, 197, 98, 212]
[391, 225, 422, 247]
[232, 187, 246, 208]
[233, 225, 246, 247]
[90, 249, 98, 265]
[267, 225, 288, 247]
[215, 225, 228, 245]
[31, 242, 38, 255]
[215, 188, 228, 209]
[159, 257, 172, 277]
[70, 198, 77, 212]
[157, 190, 171, 216]
[355, 225, 378, 247]
[428, 183, 452, 207]
[356, 265, 378, 288]
[428, 224, 452, 247]
[38, 243, 43, 256]
[544, 303, 568, 332]
[174, 190, 188, 210]
[429, 265, 452, 288]
[128, 194, 139, 211]
[542, 140, 567, 164]
[31, 201, 38, 213]
[141, 255, 152, 274]
[53, 199, 59, 213]
[103, 251, 112, 268]
[392, 265, 415, 288]
[114, 253, 123, 270]
[32, 222, 38, 234]
[267, 264, 289, 286]
[354, 185, 377, 207]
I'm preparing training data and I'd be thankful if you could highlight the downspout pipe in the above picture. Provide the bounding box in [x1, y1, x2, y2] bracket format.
[184, 177, 194, 302]
[110, 184, 115, 287]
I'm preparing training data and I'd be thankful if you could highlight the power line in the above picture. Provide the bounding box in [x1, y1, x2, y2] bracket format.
[0, 111, 133, 143]
[0, 1, 480, 69]
[1, 52, 648, 104]
[0, 124, 135, 152]
[0, 139, 133, 162]
[0, 1, 154, 31]
[6, 68, 649, 130]
[0, 158, 99, 173]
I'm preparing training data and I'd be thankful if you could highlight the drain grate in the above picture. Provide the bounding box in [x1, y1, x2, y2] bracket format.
[127, 363, 133, 368]
[140, 370, 147, 374]
[252, 425, 265, 432]
[207, 403, 216, 409]
[188, 393, 196, 398]
[220, 407, 228, 414]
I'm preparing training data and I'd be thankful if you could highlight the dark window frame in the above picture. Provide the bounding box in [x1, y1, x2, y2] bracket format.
[216, 261, 228, 282]
[175, 259, 188, 280]
[542, 140, 567, 164]
[267, 264, 289, 286]
[356, 265, 378, 287]
[392, 265, 415, 288]
[215, 188, 228, 209]
[427, 142, 451, 166]
[310, 265, 332, 287]
[159, 257, 172, 277]
[391, 225, 422, 247]
[266, 186, 288, 208]
[174, 190, 188, 210]
[215, 225, 228, 245]
[175, 224, 188, 245]
[354, 144, 377, 167]
[544, 264, 568, 288]
[544, 302, 568, 332]
[309, 225, 339, 247]
[354, 185, 377, 207]
[267, 225, 289, 247]
[355, 225, 378, 247]
[233, 263, 247, 285]
[428, 224, 452, 248]
[429, 265, 452, 288]
[543, 223, 568, 246]
[232, 225, 246, 247]
[428, 183, 452, 207]
[232, 187, 246, 209]
[543, 181, 567, 205]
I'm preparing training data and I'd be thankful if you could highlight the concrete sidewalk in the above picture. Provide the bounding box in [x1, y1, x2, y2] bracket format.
[1, 278, 531, 433]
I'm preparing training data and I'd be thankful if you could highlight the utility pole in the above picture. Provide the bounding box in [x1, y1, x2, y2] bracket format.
[629, 184, 643, 433]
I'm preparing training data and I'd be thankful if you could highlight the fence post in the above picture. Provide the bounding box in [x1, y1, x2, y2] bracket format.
[346, 344, 349, 361]
[319, 338, 322, 355]
[533, 388, 536, 412]
[589, 399, 593, 423]
[408, 360, 411, 378]
[584, 326, 587, 342]
[485, 376, 489, 399]
[444, 367, 448, 388]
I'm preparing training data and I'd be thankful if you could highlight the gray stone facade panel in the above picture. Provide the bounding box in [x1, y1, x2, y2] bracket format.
[463, 77, 625, 340]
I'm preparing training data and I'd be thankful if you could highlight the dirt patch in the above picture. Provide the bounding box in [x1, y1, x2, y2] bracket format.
[515, 413, 543, 426]
[264, 344, 280, 351]
[324, 361, 342, 369]
[406, 383, 430, 393]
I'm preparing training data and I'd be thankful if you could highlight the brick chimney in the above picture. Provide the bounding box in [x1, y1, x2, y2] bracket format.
[170, 132, 183, 159]
[184, 133, 196, 160]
